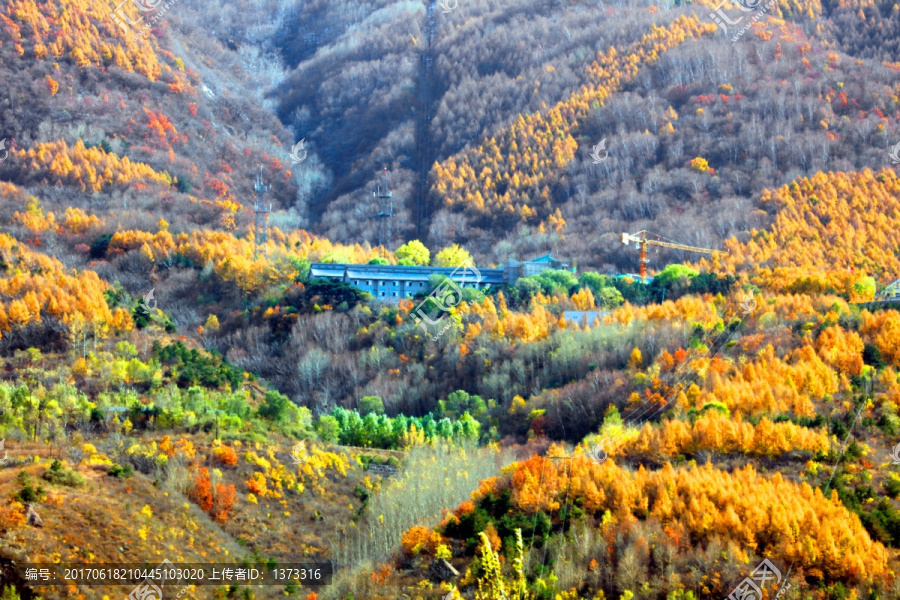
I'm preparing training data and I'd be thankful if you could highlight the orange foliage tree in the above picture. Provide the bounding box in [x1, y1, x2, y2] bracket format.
[467, 450, 889, 584]
[0, 232, 132, 338]
[189, 467, 236, 523]
[213, 445, 239, 467]
[400, 525, 444, 557]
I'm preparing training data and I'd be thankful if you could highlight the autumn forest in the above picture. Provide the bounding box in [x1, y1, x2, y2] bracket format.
[0, 0, 899, 599]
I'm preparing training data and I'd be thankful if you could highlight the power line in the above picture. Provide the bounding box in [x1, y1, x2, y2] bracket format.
[253, 166, 271, 260]
[823, 377, 872, 495]
[373, 168, 394, 255]
[526, 456, 548, 570]
[590, 297, 751, 459]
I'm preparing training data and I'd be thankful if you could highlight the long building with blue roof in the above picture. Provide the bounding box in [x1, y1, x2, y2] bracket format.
[309, 254, 568, 301]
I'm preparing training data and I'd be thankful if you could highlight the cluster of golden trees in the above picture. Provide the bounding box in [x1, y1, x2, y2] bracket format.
[11, 195, 57, 234]
[400, 291, 581, 345]
[493, 450, 888, 583]
[0, 232, 132, 336]
[1, 0, 163, 79]
[600, 295, 878, 419]
[672, 344, 836, 417]
[108, 226, 383, 295]
[619, 411, 830, 459]
[717, 169, 900, 290]
[13, 140, 170, 193]
[816, 324, 865, 375]
[457, 294, 558, 344]
[688, 0, 824, 20]
[10, 192, 104, 236]
[612, 293, 722, 327]
[430, 15, 716, 227]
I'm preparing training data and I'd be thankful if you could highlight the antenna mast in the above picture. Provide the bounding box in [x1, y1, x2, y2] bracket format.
[374, 168, 394, 256]
[254, 167, 271, 260]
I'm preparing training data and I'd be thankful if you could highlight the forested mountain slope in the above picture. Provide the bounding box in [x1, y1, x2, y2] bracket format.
[2, 1, 900, 600]
[270, 0, 900, 272]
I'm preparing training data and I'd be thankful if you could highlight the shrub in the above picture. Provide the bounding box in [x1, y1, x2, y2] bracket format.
[174, 176, 192, 193]
[597, 286, 624, 309]
[578, 272, 616, 294]
[245, 472, 268, 496]
[0, 586, 23, 600]
[153, 341, 243, 389]
[293, 280, 367, 312]
[84, 139, 113, 154]
[395, 240, 430, 265]
[370, 564, 392, 584]
[107, 463, 134, 478]
[187, 467, 235, 522]
[0, 502, 26, 529]
[532, 269, 578, 295]
[211, 482, 236, 523]
[690, 156, 710, 172]
[435, 243, 473, 267]
[652, 264, 698, 288]
[189, 468, 215, 512]
[257, 391, 291, 422]
[15, 471, 46, 503]
[43, 459, 87, 487]
[401, 525, 444, 556]
[214, 445, 239, 466]
[89, 233, 114, 259]
[359, 396, 385, 416]
[884, 475, 900, 499]
[316, 415, 340, 443]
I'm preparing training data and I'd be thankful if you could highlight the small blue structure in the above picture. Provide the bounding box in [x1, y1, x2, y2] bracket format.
[563, 311, 610, 328]
[507, 254, 568, 278]
[616, 273, 653, 283]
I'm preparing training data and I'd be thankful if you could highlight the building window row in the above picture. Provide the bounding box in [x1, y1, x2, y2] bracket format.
[351, 279, 426, 288]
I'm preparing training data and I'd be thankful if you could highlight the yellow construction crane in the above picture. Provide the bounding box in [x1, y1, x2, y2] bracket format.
[621, 231, 727, 284]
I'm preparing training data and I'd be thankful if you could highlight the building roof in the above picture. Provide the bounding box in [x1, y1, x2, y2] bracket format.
[874, 279, 900, 300]
[527, 253, 560, 263]
[309, 264, 347, 276]
[309, 263, 505, 284]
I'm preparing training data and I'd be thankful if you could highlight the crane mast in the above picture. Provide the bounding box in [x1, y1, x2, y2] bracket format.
[621, 231, 727, 284]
